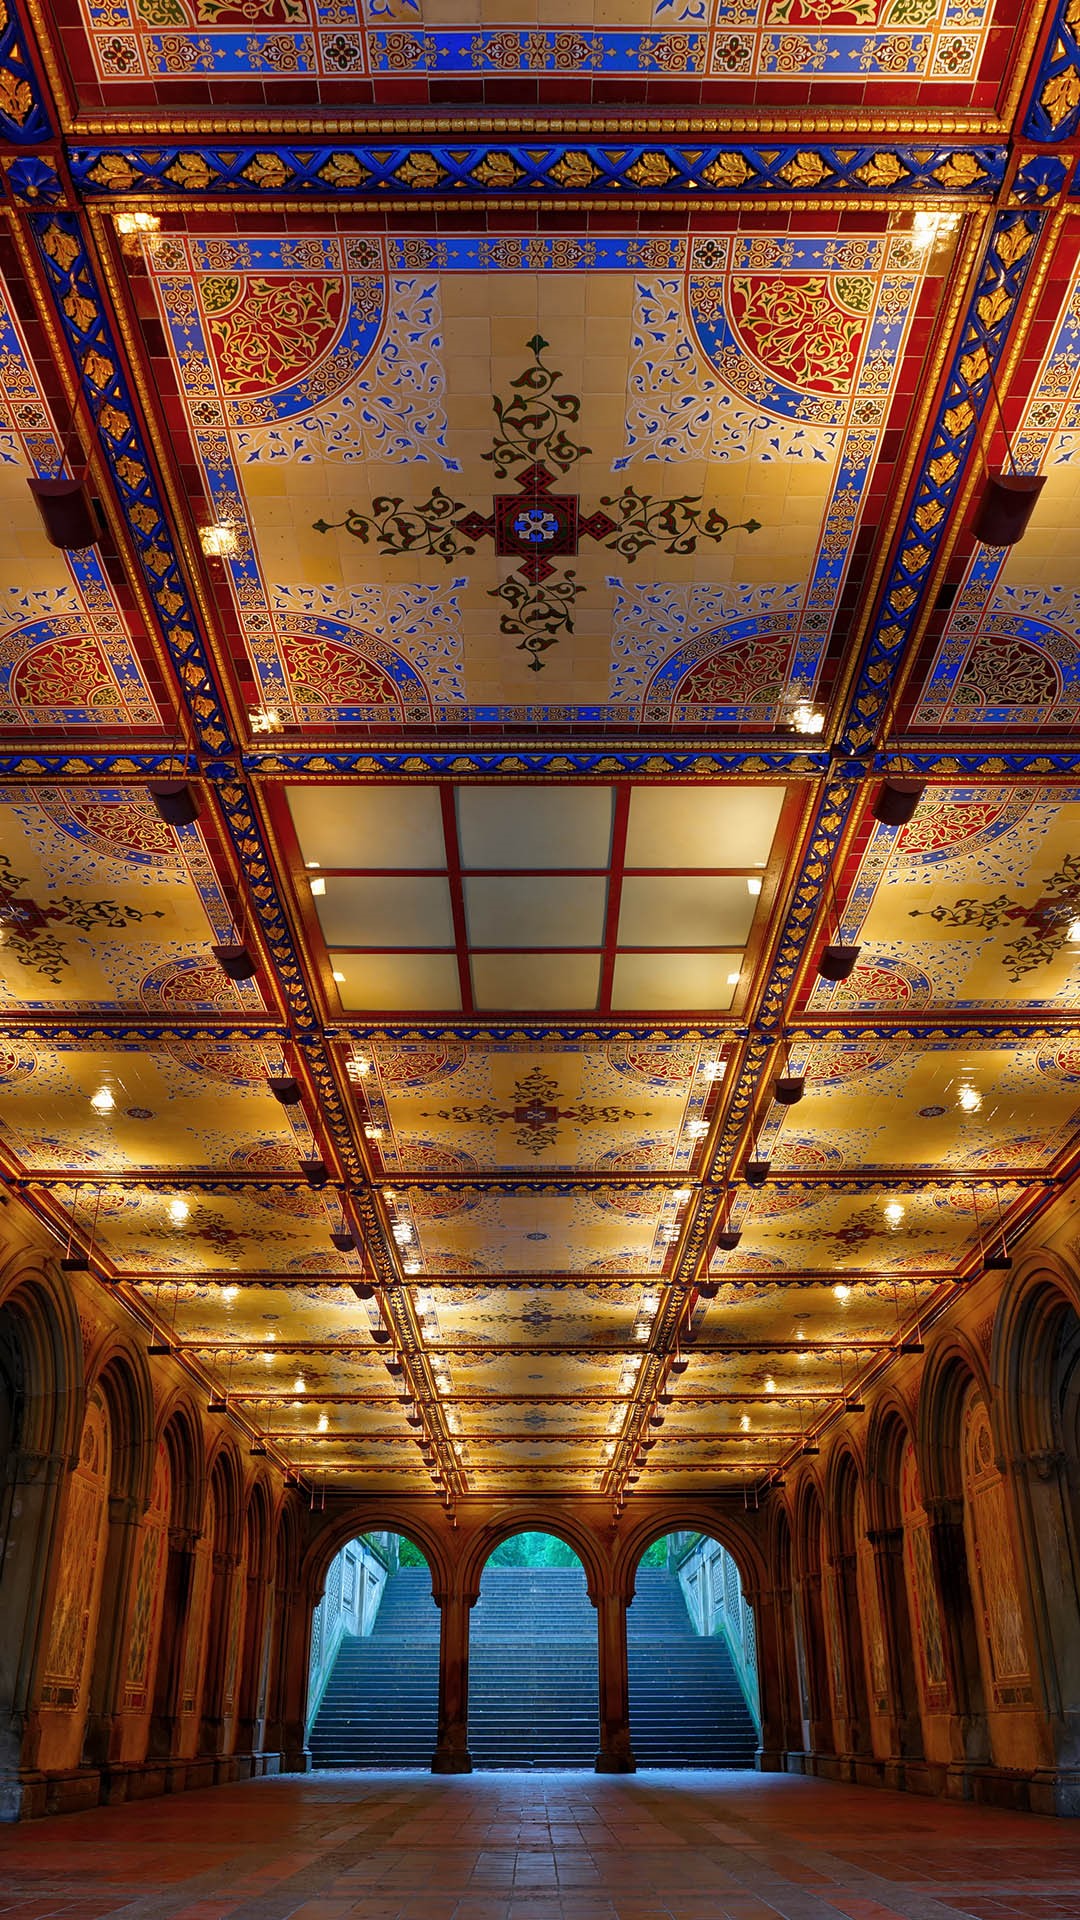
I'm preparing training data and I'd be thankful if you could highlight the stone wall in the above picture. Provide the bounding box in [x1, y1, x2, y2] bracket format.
[3, 1184, 1080, 1814]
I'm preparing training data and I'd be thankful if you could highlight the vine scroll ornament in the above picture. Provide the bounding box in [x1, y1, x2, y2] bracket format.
[314, 334, 760, 671]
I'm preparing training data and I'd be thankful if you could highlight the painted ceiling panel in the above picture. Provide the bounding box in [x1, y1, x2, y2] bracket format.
[0, 790, 262, 1012]
[143, 228, 942, 729]
[0, 1040, 303, 1171]
[350, 1034, 722, 1175]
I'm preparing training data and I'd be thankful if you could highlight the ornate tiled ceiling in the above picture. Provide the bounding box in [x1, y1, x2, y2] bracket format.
[2, 0, 1080, 1499]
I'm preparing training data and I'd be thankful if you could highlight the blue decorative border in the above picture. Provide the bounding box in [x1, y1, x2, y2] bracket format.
[29, 213, 235, 757]
[0, 0, 52, 144]
[1023, 0, 1080, 144]
[69, 142, 1007, 202]
[840, 208, 1046, 757]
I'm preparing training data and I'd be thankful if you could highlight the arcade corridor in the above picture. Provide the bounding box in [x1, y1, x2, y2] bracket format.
[0, 1770, 1076, 1920]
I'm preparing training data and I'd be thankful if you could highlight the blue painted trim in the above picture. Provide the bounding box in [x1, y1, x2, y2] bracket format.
[1024, 0, 1080, 143]
[70, 142, 1008, 201]
[0, 0, 53, 144]
[28, 212, 235, 757]
[839, 208, 1047, 757]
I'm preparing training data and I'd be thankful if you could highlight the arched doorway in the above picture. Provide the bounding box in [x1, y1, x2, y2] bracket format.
[627, 1532, 759, 1766]
[307, 1531, 439, 1767]
[469, 1531, 598, 1767]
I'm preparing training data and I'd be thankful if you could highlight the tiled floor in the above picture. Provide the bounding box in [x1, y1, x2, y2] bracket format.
[1, 1771, 1079, 1920]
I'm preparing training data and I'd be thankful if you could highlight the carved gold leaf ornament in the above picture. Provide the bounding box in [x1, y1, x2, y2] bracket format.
[242, 153, 290, 189]
[318, 152, 366, 188]
[959, 345, 991, 386]
[976, 285, 1011, 330]
[41, 223, 80, 271]
[854, 153, 910, 189]
[0, 66, 32, 124]
[929, 452, 959, 486]
[471, 152, 524, 188]
[83, 349, 113, 390]
[943, 400, 975, 436]
[1041, 65, 1080, 129]
[164, 153, 213, 190]
[699, 153, 754, 189]
[394, 152, 446, 189]
[779, 151, 830, 190]
[995, 221, 1034, 271]
[625, 152, 678, 187]
[932, 153, 986, 190]
[62, 289, 98, 334]
[548, 152, 601, 189]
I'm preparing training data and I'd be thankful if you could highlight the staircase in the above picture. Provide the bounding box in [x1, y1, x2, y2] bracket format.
[310, 1562, 758, 1771]
[627, 1568, 758, 1766]
[468, 1567, 598, 1768]
[309, 1568, 439, 1767]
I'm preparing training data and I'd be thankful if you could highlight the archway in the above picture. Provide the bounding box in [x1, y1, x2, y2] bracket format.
[626, 1531, 759, 1767]
[307, 1531, 440, 1767]
[469, 1531, 598, 1767]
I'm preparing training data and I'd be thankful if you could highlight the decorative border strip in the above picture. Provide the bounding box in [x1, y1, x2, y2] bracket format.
[1023, 0, 1080, 143]
[67, 142, 1007, 202]
[840, 208, 1046, 756]
[28, 212, 234, 756]
[0, 0, 52, 143]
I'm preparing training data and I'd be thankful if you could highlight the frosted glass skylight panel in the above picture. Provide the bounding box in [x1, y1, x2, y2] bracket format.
[464, 875, 607, 948]
[287, 784, 445, 870]
[332, 952, 462, 1011]
[625, 785, 786, 869]
[611, 952, 741, 1011]
[470, 952, 601, 1010]
[316, 875, 455, 947]
[457, 785, 614, 869]
[617, 876, 756, 948]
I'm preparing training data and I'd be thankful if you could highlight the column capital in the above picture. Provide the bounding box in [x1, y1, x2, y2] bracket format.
[923, 1494, 964, 1528]
[169, 1525, 200, 1553]
[866, 1525, 904, 1552]
[1011, 1447, 1067, 1481]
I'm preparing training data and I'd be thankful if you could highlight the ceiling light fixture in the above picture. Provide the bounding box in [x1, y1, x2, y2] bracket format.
[791, 702, 825, 735]
[884, 1201, 906, 1226]
[90, 1085, 115, 1113]
[309, 876, 326, 897]
[150, 783, 200, 827]
[168, 1198, 190, 1224]
[957, 1083, 982, 1114]
[212, 943, 258, 982]
[834, 1283, 851, 1301]
[746, 876, 763, 897]
[873, 778, 925, 827]
[114, 209, 161, 238]
[249, 705, 284, 735]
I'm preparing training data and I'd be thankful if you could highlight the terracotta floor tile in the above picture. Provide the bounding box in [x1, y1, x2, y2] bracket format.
[2, 1771, 1080, 1920]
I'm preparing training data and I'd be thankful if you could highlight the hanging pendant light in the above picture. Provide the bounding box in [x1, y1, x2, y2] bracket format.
[972, 470, 1046, 547]
[873, 778, 925, 827]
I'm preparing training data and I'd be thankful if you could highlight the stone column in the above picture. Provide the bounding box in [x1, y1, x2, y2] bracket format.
[594, 1589, 635, 1773]
[148, 1526, 198, 1762]
[828, 1549, 870, 1762]
[793, 1572, 833, 1757]
[1001, 1448, 1080, 1808]
[81, 1493, 143, 1771]
[924, 1495, 989, 1765]
[198, 1549, 240, 1759]
[867, 1526, 923, 1761]
[276, 1581, 313, 1774]
[748, 1584, 790, 1771]
[432, 1589, 474, 1773]
[236, 1563, 272, 1764]
[0, 1447, 69, 1818]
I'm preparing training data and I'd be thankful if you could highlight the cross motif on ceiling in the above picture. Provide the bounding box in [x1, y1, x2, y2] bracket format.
[313, 334, 761, 670]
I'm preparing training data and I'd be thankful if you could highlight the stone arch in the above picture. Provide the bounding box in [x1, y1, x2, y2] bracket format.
[823, 1445, 873, 1759]
[461, 1504, 609, 1605]
[156, 1395, 206, 1537]
[789, 1472, 832, 1754]
[0, 1260, 85, 1813]
[78, 1345, 157, 1767]
[304, 1504, 452, 1609]
[198, 1443, 248, 1755]
[861, 1398, 925, 1761]
[87, 1340, 156, 1510]
[614, 1503, 765, 1606]
[917, 1330, 991, 1506]
[988, 1256, 1080, 1771]
[236, 1477, 275, 1756]
[767, 1497, 802, 1757]
[915, 1336, 994, 1762]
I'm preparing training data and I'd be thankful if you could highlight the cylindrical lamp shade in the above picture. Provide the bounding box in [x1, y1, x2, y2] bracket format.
[27, 473, 99, 551]
[971, 470, 1046, 547]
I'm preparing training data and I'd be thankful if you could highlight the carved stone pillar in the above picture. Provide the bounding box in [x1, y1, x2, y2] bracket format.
[277, 1581, 313, 1774]
[0, 1448, 68, 1814]
[198, 1549, 240, 1758]
[748, 1584, 789, 1770]
[794, 1572, 833, 1756]
[924, 1495, 989, 1765]
[148, 1526, 198, 1761]
[82, 1493, 143, 1769]
[432, 1589, 474, 1773]
[1002, 1448, 1080, 1785]
[828, 1549, 870, 1761]
[867, 1526, 923, 1761]
[236, 1566, 271, 1761]
[594, 1589, 635, 1773]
